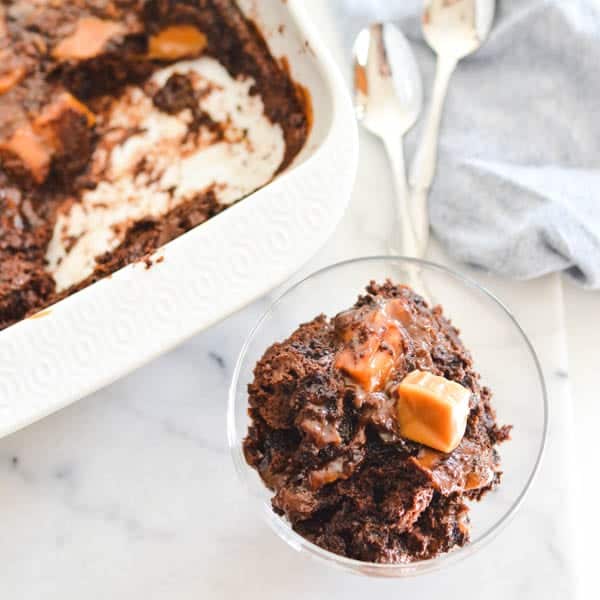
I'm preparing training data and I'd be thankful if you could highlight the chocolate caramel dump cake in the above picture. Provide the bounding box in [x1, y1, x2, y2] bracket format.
[243, 282, 511, 563]
[0, 0, 309, 330]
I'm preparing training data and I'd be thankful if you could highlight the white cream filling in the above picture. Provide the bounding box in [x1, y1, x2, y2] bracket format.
[46, 57, 285, 292]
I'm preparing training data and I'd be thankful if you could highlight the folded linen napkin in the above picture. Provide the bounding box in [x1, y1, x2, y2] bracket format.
[334, 0, 600, 288]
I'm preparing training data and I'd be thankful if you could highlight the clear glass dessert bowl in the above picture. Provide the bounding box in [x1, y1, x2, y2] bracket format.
[227, 257, 548, 578]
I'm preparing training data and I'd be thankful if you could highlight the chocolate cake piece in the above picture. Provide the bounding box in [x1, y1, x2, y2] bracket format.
[243, 281, 511, 564]
[0, 0, 310, 330]
[0, 183, 54, 329]
[0, 254, 54, 330]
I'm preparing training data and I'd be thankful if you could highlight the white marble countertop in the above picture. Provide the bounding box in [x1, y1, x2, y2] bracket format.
[564, 282, 598, 600]
[1, 4, 597, 598]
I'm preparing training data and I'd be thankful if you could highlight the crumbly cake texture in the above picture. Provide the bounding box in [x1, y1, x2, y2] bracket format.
[243, 282, 511, 564]
[0, 0, 309, 330]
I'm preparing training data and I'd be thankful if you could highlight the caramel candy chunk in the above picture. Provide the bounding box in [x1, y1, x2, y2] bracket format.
[0, 125, 52, 183]
[34, 92, 96, 131]
[52, 17, 125, 61]
[0, 66, 25, 95]
[393, 370, 470, 453]
[0, 93, 96, 184]
[147, 25, 207, 60]
[33, 92, 96, 180]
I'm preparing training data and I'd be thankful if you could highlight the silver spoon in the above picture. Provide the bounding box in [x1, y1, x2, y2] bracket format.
[353, 23, 423, 259]
[409, 0, 495, 253]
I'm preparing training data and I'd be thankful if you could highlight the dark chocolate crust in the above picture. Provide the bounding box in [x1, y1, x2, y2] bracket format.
[0, 0, 309, 330]
[243, 282, 511, 564]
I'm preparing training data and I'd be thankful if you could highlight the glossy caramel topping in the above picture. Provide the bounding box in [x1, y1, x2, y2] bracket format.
[394, 370, 470, 453]
[52, 17, 125, 61]
[414, 447, 443, 470]
[308, 457, 347, 489]
[411, 439, 497, 495]
[147, 26, 207, 60]
[300, 419, 342, 448]
[308, 451, 365, 490]
[0, 125, 52, 183]
[334, 299, 409, 392]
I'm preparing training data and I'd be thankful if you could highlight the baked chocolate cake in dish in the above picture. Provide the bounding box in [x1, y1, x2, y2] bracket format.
[0, 0, 309, 330]
[243, 281, 511, 564]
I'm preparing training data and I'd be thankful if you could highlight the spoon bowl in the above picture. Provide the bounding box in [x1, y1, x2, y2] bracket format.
[353, 23, 423, 139]
[422, 0, 495, 60]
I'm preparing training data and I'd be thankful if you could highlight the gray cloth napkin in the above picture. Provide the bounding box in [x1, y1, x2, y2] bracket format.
[334, 0, 600, 288]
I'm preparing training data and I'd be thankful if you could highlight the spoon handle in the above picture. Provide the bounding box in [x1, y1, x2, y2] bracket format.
[383, 134, 420, 259]
[383, 134, 432, 302]
[409, 55, 457, 249]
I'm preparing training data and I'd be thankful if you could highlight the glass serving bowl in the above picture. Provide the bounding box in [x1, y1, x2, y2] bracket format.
[227, 257, 548, 578]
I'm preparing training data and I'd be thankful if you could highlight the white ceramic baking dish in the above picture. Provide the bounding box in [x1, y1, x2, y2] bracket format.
[0, 0, 358, 437]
